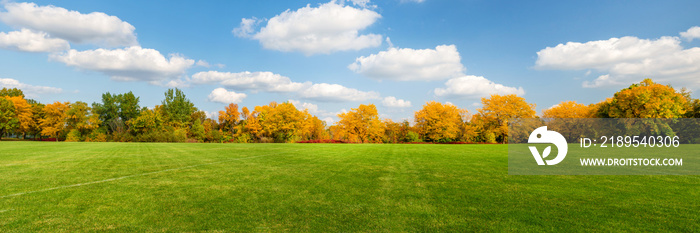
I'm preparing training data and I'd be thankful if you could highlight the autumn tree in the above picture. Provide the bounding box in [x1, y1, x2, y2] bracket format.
[218, 103, 240, 133]
[260, 102, 303, 142]
[127, 108, 163, 135]
[606, 79, 687, 118]
[542, 101, 594, 142]
[299, 110, 327, 140]
[414, 101, 464, 142]
[28, 101, 45, 139]
[478, 94, 536, 143]
[4, 96, 33, 138]
[40, 101, 70, 140]
[336, 104, 384, 143]
[0, 88, 23, 98]
[0, 98, 18, 140]
[66, 101, 101, 140]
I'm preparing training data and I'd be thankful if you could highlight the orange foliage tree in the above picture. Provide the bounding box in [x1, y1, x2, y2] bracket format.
[336, 104, 384, 143]
[477, 94, 536, 143]
[414, 101, 464, 142]
[40, 101, 70, 139]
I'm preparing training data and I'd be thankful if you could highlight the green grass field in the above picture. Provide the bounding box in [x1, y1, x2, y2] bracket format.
[0, 142, 698, 232]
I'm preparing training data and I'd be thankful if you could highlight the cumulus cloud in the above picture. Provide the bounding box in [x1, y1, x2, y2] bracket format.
[382, 96, 411, 108]
[299, 83, 380, 102]
[232, 17, 260, 38]
[192, 71, 310, 93]
[207, 88, 247, 104]
[0, 28, 69, 52]
[434, 75, 525, 98]
[535, 29, 700, 88]
[235, 1, 382, 55]
[193, 71, 380, 102]
[0, 2, 138, 47]
[0, 78, 62, 97]
[535, 36, 680, 71]
[288, 99, 320, 114]
[680, 26, 700, 41]
[50, 46, 194, 82]
[348, 45, 465, 81]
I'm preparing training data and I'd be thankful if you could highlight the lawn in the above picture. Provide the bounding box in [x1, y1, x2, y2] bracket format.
[0, 142, 697, 232]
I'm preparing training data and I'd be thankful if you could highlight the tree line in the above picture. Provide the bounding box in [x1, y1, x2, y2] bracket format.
[1, 78, 697, 143]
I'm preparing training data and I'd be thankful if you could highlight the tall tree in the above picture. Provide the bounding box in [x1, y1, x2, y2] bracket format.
[478, 94, 536, 143]
[119, 91, 141, 121]
[66, 101, 101, 138]
[336, 104, 384, 143]
[28, 101, 45, 139]
[40, 101, 70, 139]
[414, 101, 464, 142]
[5, 96, 33, 138]
[0, 98, 18, 140]
[606, 79, 687, 118]
[161, 88, 196, 126]
[0, 88, 24, 98]
[218, 103, 240, 133]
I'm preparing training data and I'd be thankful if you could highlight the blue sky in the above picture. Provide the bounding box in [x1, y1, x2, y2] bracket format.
[1, 0, 699, 123]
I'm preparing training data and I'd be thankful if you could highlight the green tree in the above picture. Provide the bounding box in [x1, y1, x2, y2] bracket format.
[66, 101, 101, 139]
[119, 91, 141, 121]
[0, 98, 18, 140]
[0, 87, 24, 98]
[161, 88, 196, 126]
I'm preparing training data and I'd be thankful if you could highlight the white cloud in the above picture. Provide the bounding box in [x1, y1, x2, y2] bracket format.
[382, 96, 411, 108]
[348, 45, 465, 81]
[207, 88, 247, 104]
[321, 117, 334, 125]
[401, 0, 426, 3]
[193, 71, 380, 102]
[192, 71, 310, 93]
[0, 2, 138, 47]
[288, 99, 320, 114]
[299, 83, 380, 102]
[535, 36, 680, 71]
[349, 0, 376, 8]
[0, 78, 62, 98]
[50, 46, 194, 82]
[236, 1, 382, 55]
[680, 26, 700, 41]
[0, 28, 69, 52]
[434, 75, 525, 98]
[535, 31, 700, 88]
[232, 17, 259, 38]
[196, 60, 211, 67]
[205, 111, 219, 120]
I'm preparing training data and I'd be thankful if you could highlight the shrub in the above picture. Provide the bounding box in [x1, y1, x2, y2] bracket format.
[403, 131, 422, 143]
[85, 131, 107, 142]
[65, 130, 81, 142]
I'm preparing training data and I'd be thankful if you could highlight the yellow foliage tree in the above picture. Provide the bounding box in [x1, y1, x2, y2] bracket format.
[542, 101, 595, 142]
[300, 110, 328, 140]
[336, 104, 384, 143]
[414, 101, 463, 142]
[40, 101, 70, 139]
[478, 94, 536, 143]
[218, 103, 239, 133]
[607, 79, 687, 118]
[542, 101, 593, 118]
[5, 96, 33, 138]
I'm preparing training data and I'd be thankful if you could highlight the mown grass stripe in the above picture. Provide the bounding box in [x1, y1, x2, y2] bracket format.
[0, 153, 281, 199]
